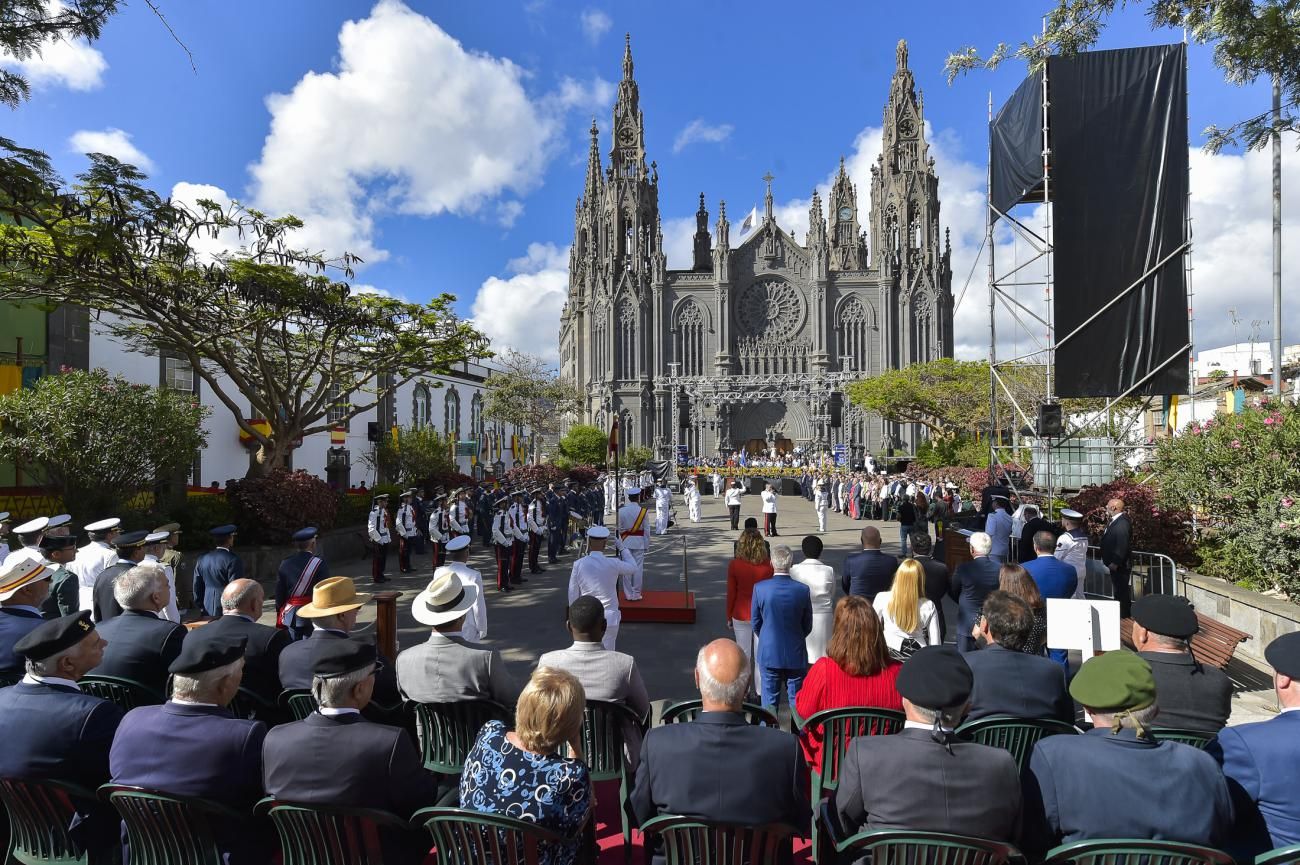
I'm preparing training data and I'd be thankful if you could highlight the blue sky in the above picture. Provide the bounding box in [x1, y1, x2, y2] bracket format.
[5, 0, 1295, 364]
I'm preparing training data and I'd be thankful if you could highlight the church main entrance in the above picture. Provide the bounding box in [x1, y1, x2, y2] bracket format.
[741, 437, 793, 456]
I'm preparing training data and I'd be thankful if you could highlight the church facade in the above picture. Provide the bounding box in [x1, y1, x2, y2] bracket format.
[558, 37, 954, 459]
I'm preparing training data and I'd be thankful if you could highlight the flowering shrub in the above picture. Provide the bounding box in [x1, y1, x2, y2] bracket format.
[905, 463, 1032, 504]
[1067, 478, 1197, 565]
[502, 463, 568, 489]
[226, 469, 340, 545]
[1155, 401, 1300, 599]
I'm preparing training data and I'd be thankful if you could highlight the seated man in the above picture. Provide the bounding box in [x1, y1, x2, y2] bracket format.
[1132, 594, 1231, 733]
[964, 591, 1073, 723]
[397, 570, 519, 706]
[0, 612, 122, 860]
[90, 563, 186, 694]
[1022, 650, 1232, 858]
[537, 594, 651, 767]
[834, 645, 1022, 844]
[1208, 631, 1300, 858]
[0, 560, 53, 678]
[263, 639, 437, 864]
[110, 629, 270, 865]
[629, 638, 807, 862]
[205, 578, 290, 705]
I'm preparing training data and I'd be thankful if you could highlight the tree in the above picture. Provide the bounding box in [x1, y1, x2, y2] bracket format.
[0, 145, 490, 476]
[622, 444, 654, 471]
[482, 350, 584, 464]
[557, 424, 609, 467]
[365, 425, 456, 488]
[845, 358, 994, 440]
[1, 0, 121, 108]
[0, 367, 208, 521]
[945, 0, 1299, 152]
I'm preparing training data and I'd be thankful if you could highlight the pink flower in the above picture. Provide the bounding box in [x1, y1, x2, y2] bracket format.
[1284, 498, 1295, 509]
[1264, 417, 1276, 425]
[1231, 440, 1241, 448]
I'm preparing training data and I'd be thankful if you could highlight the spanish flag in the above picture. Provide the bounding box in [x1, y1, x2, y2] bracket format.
[608, 416, 620, 454]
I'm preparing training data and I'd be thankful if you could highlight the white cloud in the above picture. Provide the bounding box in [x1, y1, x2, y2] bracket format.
[579, 9, 612, 44]
[248, 0, 611, 264]
[169, 181, 242, 264]
[495, 200, 525, 228]
[68, 128, 154, 172]
[472, 242, 570, 361]
[672, 119, 734, 154]
[0, 1, 106, 93]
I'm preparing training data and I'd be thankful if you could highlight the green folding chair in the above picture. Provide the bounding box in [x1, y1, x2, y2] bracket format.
[795, 706, 904, 858]
[0, 777, 97, 865]
[229, 686, 278, 723]
[660, 699, 779, 728]
[258, 798, 415, 865]
[1256, 844, 1300, 865]
[639, 815, 796, 865]
[101, 784, 247, 865]
[1149, 728, 1217, 749]
[279, 688, 317, 721]
[407, 699, 512, 775]
[956, 716, 1080, 771]
[831, 826, 1025, 865]
[413, 806, 569, 865]
[561, 699, 647, 865]
[79, 674, 165, 711]
[1043, 838, 1236, 865]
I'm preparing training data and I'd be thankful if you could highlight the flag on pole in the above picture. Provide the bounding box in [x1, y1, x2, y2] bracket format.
[738, 448, 749, 467]
[739, 206, 759, 236]
[608, 416, 620, 454]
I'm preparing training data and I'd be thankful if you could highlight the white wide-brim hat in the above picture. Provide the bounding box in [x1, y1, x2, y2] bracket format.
[412, 569, 479, 626]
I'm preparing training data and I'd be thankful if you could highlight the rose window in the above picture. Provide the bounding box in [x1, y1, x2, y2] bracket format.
[736, 279, 805, 338]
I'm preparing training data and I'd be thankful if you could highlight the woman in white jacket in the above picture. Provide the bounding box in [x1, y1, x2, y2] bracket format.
[872, 558, 942, 659]
[789, 534, 836, 661]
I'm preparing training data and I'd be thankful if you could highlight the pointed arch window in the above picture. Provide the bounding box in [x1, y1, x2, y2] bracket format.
[470, 392, 484, 449]
[837, 297, 872, 375]
[618, 299, 637, 379]
[675, 300, 706, 377]
[444, 387, 461, 440]
[412, 384, 432, 429]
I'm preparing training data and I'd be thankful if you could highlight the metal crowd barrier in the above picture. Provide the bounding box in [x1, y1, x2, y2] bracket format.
[1082, 545, 1178, 601]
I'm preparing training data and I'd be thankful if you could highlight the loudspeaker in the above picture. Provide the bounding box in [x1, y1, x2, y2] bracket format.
[367, 421, 380, 442]
[678, 400, 690, 430]
[1037, 403, 1064, 437]
[829, 393, 843, 428]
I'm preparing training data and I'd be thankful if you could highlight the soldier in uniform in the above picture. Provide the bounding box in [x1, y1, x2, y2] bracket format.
[0, 512, 10, 563]
[448, 489, 471, 541]
[394, 490, 417, 574]
[2, 516, 47, 571]
[275, 527, 330, 641]
[427, 494, 449, 568]
[154, 522, 190, 615]
[588, 481, 605, 528]
[653, 480, 673, 536]
[411, 488, 429, 557]
[92, 530, 152, 621]
[72, 517, 121, 612]
[564, 482, 585, 550]
[567, 526, 638, 650]
[1054, 508, 1089, 599]
[44, 514, 72, 538]
[141, 530, 181, 623]
[192, 525, 242, 618]
[38, 534, 80, 619]
[545, 484, 567, 564]
[366, 493, 391, 584]
[476, 486, 496, 548]
[616, 486, 650, 602]
[526, 488, 548, 574]
[491, 494, 515, 592]
[509, 491, 529, 587]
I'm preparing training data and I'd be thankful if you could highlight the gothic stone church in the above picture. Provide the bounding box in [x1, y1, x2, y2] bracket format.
[558, 37, 954, 459]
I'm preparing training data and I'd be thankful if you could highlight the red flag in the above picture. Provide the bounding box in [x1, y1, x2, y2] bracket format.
[608, 417, 620, 454]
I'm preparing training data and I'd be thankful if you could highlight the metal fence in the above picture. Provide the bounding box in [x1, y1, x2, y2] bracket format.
[1082, 545, 1179, 600]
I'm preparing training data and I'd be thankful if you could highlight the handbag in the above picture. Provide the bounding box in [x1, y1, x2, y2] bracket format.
[890, 636, 924, 662]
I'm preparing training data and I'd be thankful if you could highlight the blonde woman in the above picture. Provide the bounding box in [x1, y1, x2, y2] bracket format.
[460, 667, 593, 864]
[873, 558, 942, 659]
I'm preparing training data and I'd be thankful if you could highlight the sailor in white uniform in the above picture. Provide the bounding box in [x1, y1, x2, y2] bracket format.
[653, 481, 672, 536]
[1, 517, 48, 572]
[615, 486, 650, 601]
[566, 526, 638, 650]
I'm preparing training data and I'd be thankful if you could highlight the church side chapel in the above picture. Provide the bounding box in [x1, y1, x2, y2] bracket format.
[559, 36, 954, 459]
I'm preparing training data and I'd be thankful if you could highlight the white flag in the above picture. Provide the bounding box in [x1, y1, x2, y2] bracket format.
[739, 206, 758, 236]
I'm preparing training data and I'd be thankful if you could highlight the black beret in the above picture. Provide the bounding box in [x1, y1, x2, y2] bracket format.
[311, 639, 376, 679]
[114, 530, 151, 549]
[897, 645, 973, 709]
[39, 534, 79, 551]
[1132, 594, 1199, 639]
[1264, 631, 1300, 678]
[13, 611, 95, 661]
[169, 631, 247, 675]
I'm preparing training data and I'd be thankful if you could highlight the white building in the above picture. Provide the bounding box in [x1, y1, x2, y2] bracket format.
[1192, 341, 1300, 380]
[89, 316, 526, 487]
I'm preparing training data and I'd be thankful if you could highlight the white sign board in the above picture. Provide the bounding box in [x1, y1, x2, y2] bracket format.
[1046, 598, 1122, 657]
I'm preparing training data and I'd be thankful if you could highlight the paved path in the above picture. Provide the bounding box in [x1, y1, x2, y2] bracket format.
[258, 488, 1277, 725]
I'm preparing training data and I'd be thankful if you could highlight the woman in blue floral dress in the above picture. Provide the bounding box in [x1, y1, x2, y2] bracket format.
[460, 667, 593, 865]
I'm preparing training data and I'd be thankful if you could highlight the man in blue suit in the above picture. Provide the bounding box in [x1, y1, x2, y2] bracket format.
[841, 527, 898, 601]
[110, 629, 271, 865]
[91, 563, 187, 695]
[985, 496, 1014, 563]
[751, 544, 812, 710]
[949, 532, 1002, 652]
[0, 559, 53, 678]
[0, 612, 122, 861]
[1022, 529, 1079, 672]
[964, 592, 1073, 723]
[1207, 632, 1300, 858]
[193, 524, 242, 618]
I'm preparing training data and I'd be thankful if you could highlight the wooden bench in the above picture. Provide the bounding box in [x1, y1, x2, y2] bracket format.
[1119, 612, 1250, 670]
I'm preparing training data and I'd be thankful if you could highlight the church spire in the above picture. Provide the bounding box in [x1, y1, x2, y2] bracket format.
[692, 192, 711, 272]
[584, 117, 601, 205]
[611, 33, 644, 169]
[622, 32, 634, 80]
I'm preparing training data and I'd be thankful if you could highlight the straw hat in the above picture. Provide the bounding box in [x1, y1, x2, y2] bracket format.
[412, 569, 478, 627]
[297, 577, 372, 618]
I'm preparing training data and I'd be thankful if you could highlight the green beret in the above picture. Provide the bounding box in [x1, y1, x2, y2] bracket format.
[1069, 650, 1156, 711]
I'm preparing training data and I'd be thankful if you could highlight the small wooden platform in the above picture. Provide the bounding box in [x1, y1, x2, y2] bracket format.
[619, 589, 697, 624]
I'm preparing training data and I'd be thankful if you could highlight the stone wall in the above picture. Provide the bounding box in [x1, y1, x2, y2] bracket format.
[1180, 572, 1300, 668]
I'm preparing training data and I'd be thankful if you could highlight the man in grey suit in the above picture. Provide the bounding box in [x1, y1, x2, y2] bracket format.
[964, 592, 1074, 723]
[397, 571, 519, 707]
[833, 645, 1022, 849]
[537, 595, 650, 768]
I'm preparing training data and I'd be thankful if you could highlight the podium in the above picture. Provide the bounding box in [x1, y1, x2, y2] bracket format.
[619, 590, 696, 624]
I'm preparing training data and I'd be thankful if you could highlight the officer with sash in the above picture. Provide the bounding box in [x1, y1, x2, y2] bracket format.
[366, 493, 391, 584]
[616, 486, 650, 601]
[427, 494, 449, 568]
[490, 494, 515, 592]
[276, 527, 330, 641]
[526, 488, 548, 574]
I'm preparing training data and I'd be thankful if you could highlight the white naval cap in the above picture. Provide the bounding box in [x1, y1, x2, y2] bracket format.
[13, 517, 48, 534]
[1060, 508, 1083, 519]
[84, 518, 122, 532]
[144, 531, 171, 544]
[0, 512, 9, 523]
[446, 535, 471, 552]
[46, 514, 72, 529]
[586, 525, 611, 539]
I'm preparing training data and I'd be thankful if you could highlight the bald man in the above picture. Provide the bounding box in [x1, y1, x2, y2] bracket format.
[842, 527, 899, 601]
[202, 579, 290, 704]
[1100, 498, 1133, 617]
[629, 639, 808, 859]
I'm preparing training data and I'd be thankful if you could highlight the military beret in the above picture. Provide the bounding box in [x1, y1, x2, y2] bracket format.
[291, 527, 318, 542]
[311, 639, 376, 679]
[1264, 631, 1300, 678]
[114, 530, 151, 549]
[445, 535, 470, 552]
[39, 534, 78, 552]
[208, 524, 238, 538]
[13, 611, 95, 661]
[1133, 594, 1199, 639]
[169, 631, 247, 675]
[1069, 650, 1155, 711]
[896, 645, 973, 709]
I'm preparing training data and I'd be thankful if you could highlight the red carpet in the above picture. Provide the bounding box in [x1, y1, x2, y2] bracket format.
[617, 590, 696, 624]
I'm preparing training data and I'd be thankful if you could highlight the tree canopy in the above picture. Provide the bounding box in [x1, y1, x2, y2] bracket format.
[0, 143, 490, 476]
[365, 424, 457, 488]
[845, 358, 993, 440]
[945, 0, 1299, 152]
[482, 350, 584, 464]
[557, 424, 609, 467]
[0, 368, 208, 521]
